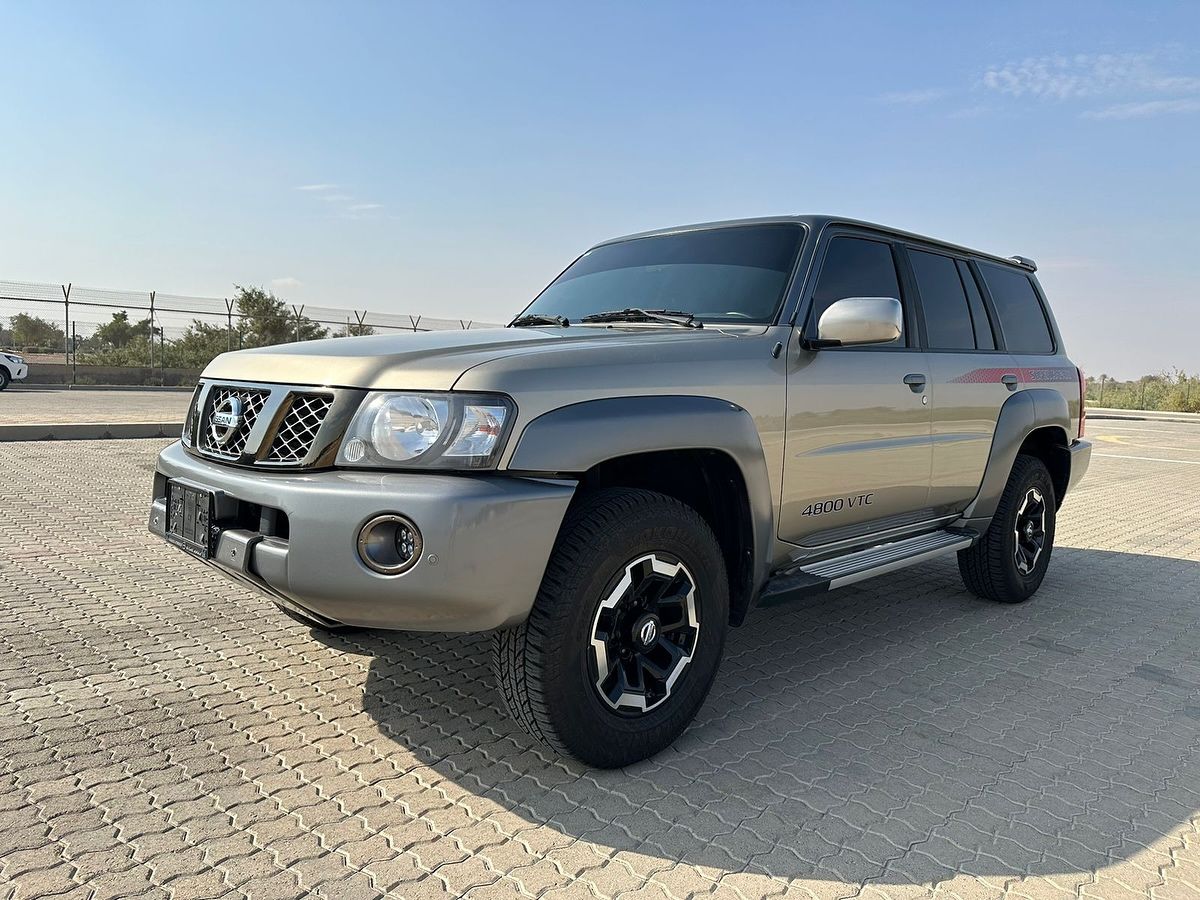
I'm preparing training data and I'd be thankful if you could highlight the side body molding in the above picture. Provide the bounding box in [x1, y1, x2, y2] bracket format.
[508, 395, 777, 595]
[956, 388, 1070, 529]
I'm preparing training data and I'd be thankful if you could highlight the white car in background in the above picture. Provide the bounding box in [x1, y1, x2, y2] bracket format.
[1, 351, 28, 390]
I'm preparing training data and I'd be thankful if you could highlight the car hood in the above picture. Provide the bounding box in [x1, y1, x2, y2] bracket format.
[200, 325, 759, 391]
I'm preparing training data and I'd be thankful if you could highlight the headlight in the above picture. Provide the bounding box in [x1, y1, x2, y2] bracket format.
[2, 354, 22, 365]
[336, 392, 515, 469]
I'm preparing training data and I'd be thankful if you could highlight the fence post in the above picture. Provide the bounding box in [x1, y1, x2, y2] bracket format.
[1140, 377, 1147, 410]
[291, 305, 305, 343]
[71, 321, 77, 385]
[409, 315, 421, 332]
[225, 298, 234, 351]
[148, 291, 156, 377]
[61, 283, 72, 378]
[1098, 375, 1106, 405]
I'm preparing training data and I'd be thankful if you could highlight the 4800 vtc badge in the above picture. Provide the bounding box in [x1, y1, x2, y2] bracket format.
[800, 492, 875, 517]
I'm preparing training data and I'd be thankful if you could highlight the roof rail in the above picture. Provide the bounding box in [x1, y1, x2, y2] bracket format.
[1008, 255, 1037, 272]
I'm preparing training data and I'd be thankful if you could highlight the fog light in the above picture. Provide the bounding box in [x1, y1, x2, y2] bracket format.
[357, 514, 423, 575]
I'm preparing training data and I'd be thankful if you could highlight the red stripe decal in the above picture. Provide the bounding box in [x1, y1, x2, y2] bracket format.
[949, 366, 1076, 385]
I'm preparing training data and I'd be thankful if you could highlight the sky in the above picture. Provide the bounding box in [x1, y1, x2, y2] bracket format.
[0, 1, 1197, 378]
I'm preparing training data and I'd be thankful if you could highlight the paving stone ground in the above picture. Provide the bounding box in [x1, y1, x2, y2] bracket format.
[2, 420, 1200, 900]
[0, 389, 191, 425]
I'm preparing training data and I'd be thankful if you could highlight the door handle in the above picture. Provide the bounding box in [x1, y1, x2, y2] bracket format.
[1001, 374, 1019, 391]
[903, 373, 926, 393]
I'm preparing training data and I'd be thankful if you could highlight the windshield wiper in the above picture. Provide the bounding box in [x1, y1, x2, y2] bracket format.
[509, 313, 569, 327]
[579, 308, 702, 328]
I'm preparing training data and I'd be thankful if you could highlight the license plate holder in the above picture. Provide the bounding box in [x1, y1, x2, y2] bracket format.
[166, 480, 215, 559]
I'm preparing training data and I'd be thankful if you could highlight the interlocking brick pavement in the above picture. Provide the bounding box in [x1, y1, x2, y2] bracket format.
[2, 421, 1199, 899]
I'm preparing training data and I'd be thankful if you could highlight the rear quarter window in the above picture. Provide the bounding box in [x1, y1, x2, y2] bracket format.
[977, 262, 1055, 353]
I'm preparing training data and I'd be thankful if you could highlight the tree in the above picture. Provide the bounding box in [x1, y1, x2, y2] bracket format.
[334, 321, 376, 337]
[164, 320, 235, 368]
[91, 310, 153, 349]
[233, 285, 327, 347]
[9, 313, 65, 351]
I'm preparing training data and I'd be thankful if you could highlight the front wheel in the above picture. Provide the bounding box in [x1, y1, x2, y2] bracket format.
[494, 488, 729, 768]
[0, 369, 10, 391]
[958, 454, 1057, 603]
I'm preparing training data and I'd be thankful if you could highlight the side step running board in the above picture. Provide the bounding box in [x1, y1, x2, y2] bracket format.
[758, 529, 973, 606]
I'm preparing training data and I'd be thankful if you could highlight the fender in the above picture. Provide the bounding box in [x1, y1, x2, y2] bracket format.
[955, 388, 1070, 530]
[507, 395, 776, 596]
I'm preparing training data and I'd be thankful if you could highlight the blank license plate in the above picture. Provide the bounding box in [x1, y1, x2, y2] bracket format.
[166, 481, 214, 558]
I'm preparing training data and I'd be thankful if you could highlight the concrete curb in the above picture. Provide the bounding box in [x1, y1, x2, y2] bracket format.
[0, 423, 184, 441]
[10, 384, 195, 393]
[1089, 407, 1200, 424]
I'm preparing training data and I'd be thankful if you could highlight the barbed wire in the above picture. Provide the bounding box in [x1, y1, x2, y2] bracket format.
[0, 279, 504, 386]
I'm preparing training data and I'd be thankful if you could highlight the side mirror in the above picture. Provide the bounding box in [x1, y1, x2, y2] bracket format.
[812, 297, 902, 347]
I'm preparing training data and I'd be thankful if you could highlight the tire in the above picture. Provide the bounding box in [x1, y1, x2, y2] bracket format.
[958, 454, 1056, 603]
[494, 487, 729, 768]
[0, 368, 10, 391]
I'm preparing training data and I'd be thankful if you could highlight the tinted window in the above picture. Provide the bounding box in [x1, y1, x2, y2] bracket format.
[525, 224, 804, 324]
[978, 263, 1054, 353]
[811, 237, 904, 345]
[909, 250, 975, 350]
[957, 260, 995, 350]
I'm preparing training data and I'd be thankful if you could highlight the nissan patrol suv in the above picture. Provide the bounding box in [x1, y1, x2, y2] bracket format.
[149, 216, 1090, 767]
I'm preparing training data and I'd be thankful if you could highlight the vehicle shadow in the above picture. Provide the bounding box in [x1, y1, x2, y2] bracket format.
[309, 546, 1200, 885]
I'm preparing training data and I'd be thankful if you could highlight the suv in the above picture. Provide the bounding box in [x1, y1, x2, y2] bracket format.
[148, 216, 1090, 767]
[0, 351, 28, 390]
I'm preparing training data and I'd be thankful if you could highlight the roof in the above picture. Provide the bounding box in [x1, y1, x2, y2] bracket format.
[593, 215, 1037, 272]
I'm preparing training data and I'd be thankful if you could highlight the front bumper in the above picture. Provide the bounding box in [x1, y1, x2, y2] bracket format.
[5, 363, 27, 381]
[149, 441, 576, 631]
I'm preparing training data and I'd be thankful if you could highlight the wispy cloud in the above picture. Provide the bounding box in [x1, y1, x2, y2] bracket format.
[981, 52, 1200, 119]
[294, 182, 385, 218]
[271, 276, 303, 290]
[879, 88, 949, 105]
[1083, 97, 1200, 120]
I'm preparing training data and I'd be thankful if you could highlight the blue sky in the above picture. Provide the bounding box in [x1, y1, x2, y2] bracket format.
[1, 1, 1197, 377]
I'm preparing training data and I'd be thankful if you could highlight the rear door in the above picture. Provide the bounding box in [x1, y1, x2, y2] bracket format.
[780, 230, 933, 546]
[902, 247, 1016, 514]
[975, 261, 1080, 433]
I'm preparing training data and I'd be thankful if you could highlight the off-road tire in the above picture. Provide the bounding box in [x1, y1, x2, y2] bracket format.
[0, 369, 10, 391]
[958, 454, 1056, 603]
[493, 487, 729, 768]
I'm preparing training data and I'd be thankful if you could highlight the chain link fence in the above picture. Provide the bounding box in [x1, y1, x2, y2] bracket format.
[0, 280, 499, 387]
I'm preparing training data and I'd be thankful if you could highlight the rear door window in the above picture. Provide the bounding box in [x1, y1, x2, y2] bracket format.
[978, 262, 1054, 353]
[811, 236, 905, 346]
[909, 249, 975, 350]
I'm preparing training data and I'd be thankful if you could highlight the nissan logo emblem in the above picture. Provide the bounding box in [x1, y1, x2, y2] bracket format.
[209, 396, 245, 447]
[638, 619, 658, 646]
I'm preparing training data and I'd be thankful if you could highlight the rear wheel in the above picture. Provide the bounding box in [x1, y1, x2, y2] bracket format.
[494, 488, 729, 768]
[958, 454, 1056, 602]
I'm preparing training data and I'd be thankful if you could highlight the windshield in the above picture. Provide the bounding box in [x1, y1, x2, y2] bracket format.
[522, 224, 805, 324]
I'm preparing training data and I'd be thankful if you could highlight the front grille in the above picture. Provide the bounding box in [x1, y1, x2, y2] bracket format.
[198, 386, 270, 459]
[265, 394, 334, 464]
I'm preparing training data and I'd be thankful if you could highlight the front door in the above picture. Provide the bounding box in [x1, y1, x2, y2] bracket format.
[781, 232, 933, 547]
